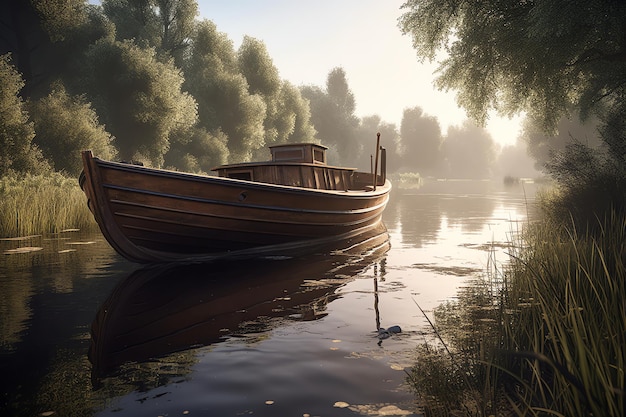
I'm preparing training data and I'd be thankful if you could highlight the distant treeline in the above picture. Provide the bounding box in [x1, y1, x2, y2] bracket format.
[0, 0, 580, 180]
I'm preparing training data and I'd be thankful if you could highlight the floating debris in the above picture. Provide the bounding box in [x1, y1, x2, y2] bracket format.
[265, 400, 274, 405]
[66, 241, 97, 245]
[58, 249, 77, 254]
[60, 228, 80, 232]
[334, 401, 350, 408]
[377, 325, 402, 340]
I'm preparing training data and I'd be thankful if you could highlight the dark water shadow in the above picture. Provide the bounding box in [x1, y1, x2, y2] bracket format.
[89, 224, 391, 386]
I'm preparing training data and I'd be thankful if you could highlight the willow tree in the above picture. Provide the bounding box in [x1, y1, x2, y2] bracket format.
[399, 0, 626, 134]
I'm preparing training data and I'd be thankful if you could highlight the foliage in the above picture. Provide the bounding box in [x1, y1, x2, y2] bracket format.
[164, 126, 229, 173]
[32, 0, 87, 42]
[407, 209, 625, 416]
[29, 82, 117, 176]
[301, 67, 360, 165]
[521, 114, 602, 172]
[238, 36, 302, 154]
[0, 53, 50, 176]
[495, 142, 539, 180]
[183, 20, 265, 163]
[0, 172, 96, 237]
[277, 81, 317, 144]
[399, 107, 443, 175]
[399, 0, 626, 132]
[359, 115, 401, 173]
[443, 121, 497, 179]
[102, 0, 198, 66]
[541, 142, 626, 235]
[84, 39, 197, 166]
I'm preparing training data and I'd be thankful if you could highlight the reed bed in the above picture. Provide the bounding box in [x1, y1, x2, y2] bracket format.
[0, 173, 96, 237]
[407, 211, 625, 416]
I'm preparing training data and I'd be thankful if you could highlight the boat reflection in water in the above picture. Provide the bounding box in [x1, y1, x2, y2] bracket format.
[89, 223, 390, 384]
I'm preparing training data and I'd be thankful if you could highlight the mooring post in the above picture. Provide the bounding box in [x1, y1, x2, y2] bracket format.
[373, 132, 381, 190]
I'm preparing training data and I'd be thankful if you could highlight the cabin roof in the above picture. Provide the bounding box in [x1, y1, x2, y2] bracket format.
[268, 142, 328, 150]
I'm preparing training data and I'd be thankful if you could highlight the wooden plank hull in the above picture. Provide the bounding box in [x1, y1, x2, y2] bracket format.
[80, 151, 391, 263]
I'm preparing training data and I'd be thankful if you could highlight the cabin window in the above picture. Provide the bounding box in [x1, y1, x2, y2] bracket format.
[313, 148, 325, 163]
[227, 170, 253, 181]
[273, 147, 304, 161]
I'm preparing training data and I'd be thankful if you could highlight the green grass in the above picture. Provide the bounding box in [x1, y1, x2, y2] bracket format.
[0, 173, 97, 237]
[407, 209, 625, 416]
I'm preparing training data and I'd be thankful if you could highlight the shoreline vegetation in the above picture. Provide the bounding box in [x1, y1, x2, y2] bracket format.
[407, 190, 625, 416]
[2, 173, 624, 416]
[0, 173, 97, 238]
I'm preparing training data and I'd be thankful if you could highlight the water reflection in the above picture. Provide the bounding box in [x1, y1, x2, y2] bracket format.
[90, 224, 390, 386]
[0, 181, 541, 417]
[386, 179, 537, 249]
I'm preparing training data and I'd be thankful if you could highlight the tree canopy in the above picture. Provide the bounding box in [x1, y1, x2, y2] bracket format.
[84, 39, 197, 166]
[0, 54, 49, 176]
[399, 0, 626, 134]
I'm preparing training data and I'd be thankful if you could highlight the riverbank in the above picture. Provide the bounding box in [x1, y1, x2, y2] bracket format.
[407, 196, 625, 416]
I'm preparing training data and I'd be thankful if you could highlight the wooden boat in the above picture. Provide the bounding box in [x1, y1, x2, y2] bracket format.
[80, 139, 391, 263]
[89, 224, 390, 382]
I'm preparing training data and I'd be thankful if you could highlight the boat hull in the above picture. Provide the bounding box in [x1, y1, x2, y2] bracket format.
[80, 151, 391, 263]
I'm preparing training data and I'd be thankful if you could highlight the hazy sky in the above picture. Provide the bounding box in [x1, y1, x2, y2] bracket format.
[198, 0, 523, 147]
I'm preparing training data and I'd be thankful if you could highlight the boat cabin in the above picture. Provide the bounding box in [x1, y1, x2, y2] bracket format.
[270, 143, 327, 165]
[213, 143, 376, 191]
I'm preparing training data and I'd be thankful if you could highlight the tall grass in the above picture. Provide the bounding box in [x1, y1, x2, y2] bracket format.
[502, 211, 625, 416]
[407, 210, 625, 416]
[0, 173, 96, 237]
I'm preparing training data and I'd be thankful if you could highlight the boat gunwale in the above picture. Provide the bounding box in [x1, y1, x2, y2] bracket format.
[92, 156, 391, 198]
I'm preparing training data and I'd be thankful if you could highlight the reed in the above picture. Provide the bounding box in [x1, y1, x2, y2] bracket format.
[0, 173, 96, 237]
[407, 211, 625, 416]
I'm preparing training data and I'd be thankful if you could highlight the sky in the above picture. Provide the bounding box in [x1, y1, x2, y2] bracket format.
[197, 0, 523, 147]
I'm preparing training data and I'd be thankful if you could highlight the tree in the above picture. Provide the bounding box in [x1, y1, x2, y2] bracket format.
[0, 0, 89, 99]
[84, 39, 197, 166]
[184, 21, 265, 162]
[0, 54, 49, 176]
[301, 67, 360, 165]
[237, 36, 283, 148]
[442, 121, 496, 179]
[164, 126, 229, 173]
[29, 82, 116, 176]
[358, 115, 400, 173]
[277, 81, 316, 144]
[399, 107, 443, 175]
[495, 141, 539, 179]
[399, 0, 626, 134]
[522, 114, 602, 171]
[102, 0, 197, 66]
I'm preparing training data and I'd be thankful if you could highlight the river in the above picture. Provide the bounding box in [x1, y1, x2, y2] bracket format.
[0, 179, 540, 417]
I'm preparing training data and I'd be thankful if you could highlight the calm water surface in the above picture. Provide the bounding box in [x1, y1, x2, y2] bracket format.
[0, 180, 539, 417]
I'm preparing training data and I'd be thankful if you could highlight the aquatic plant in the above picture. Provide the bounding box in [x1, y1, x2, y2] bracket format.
[0, 172, 96, 237]
[407, 210, 625, 416]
